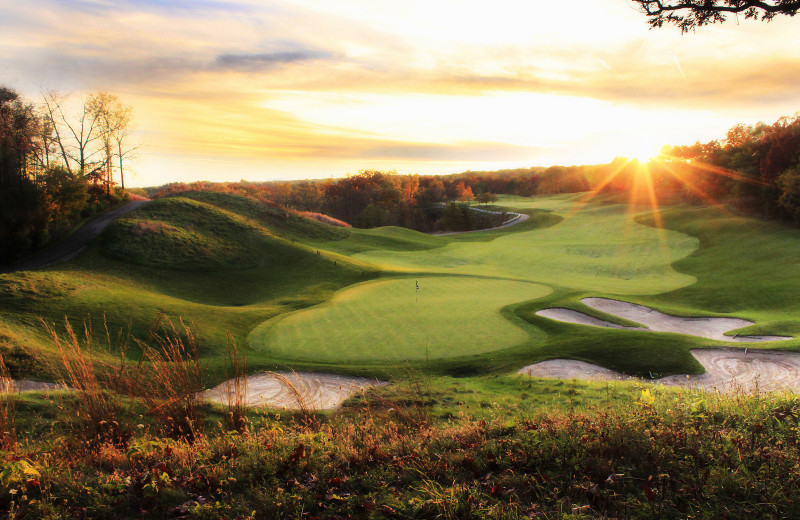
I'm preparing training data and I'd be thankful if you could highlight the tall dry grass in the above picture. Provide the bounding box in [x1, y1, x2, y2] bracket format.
[42, 317, 142, 449]
[300, 211, 352, 228]
[137, 318, 206, 441]
[222, 335, 248, 433]
[0, 355, 17, 451]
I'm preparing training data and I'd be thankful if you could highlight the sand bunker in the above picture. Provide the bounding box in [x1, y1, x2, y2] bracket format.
[537, 297, 792, 343]
[520, 348, 800, 393]
[204, 372, 386, 411]
[519, 359, 636, 382]
[3, 373, 382, 412]
[1, 379, 66, 393]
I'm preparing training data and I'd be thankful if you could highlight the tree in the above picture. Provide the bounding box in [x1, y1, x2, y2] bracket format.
[90, 92, 134, 195]
[633, 0, 800, 32]
[41, 91, 135, 199]
[455, 181, 474, 204]
[0, 87, 42, 185]
[41, 91, 103, 176]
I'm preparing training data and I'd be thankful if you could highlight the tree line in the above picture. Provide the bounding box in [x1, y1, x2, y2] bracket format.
[150, 165, 597, 232]
[149, 111, 800, 232]
[658, 113, 800, 220]
[0, 86, 136, 263]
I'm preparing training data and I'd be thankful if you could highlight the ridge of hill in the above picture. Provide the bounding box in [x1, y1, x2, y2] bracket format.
[0, 191, 378, 378]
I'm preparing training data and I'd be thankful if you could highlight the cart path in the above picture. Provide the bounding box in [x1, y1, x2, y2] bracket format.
[1, 200, 150, 273]
[431, 207, 529, 236]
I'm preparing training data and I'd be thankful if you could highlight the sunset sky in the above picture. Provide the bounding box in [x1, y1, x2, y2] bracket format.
[1, 0, 799, 187]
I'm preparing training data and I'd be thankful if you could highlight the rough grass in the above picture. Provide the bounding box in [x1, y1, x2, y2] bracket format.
[4, 377, 800, 519]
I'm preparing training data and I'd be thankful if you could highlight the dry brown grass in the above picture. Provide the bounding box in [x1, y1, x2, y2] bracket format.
[0, 355, 16, 451]
[42, 317, 142, 449]
[137, 318, 206, 441]
[129, 220, 177, 236]
[222, 334, 248, 433]
[300, 211, 352, 228]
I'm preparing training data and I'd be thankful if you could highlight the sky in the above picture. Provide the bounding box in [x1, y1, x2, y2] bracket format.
[1, 0, 799, 187]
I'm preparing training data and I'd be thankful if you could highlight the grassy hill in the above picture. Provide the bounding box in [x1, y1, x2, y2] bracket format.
[0, 192, 374, 378]
[4, 190, 800, 518]
[2, 190, 800, 382]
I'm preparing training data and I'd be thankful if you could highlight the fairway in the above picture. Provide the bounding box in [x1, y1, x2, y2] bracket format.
[349, 198, 698, 295]
[248, 276, 551, 362]
[5, 191, 800, 381]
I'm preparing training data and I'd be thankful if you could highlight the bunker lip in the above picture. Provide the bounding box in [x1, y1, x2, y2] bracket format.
[203, 371, 386, 411]
[536, 297, 793, 343]
[520, 348, 800, 394]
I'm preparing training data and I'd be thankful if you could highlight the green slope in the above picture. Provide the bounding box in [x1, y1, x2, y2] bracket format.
[0, 192, 373, 378]
[3, 189, 800, 382]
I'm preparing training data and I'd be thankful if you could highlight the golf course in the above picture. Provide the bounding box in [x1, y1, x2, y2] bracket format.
[3, 189, 800, 388]
[6, 188, 800, 519]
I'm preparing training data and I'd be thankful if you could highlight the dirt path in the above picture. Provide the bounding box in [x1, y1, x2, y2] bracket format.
[1, 200, 150, 273]
[537, 297, 792, 343]
[432, 209, 529, 236]
[204, 372, 386, 411]
[520, 348, 800, 393]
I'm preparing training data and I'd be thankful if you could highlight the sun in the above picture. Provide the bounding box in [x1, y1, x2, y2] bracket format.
[626, 145, 664, 163]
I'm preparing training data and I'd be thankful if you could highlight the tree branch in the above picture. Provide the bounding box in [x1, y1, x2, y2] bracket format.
[633, 0, 800, 31]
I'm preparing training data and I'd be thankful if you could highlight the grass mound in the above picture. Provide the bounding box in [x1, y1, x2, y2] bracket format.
[100, 192, 351, 271]
[100, 197, 267, 269]
[317, 226, 448, 255]
[174, 190, 350, 241]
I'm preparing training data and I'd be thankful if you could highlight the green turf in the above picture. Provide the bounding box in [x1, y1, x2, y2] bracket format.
[3, 189, 800, 383]
[350, 201, 698, 295]
[249, 276, 551, 362]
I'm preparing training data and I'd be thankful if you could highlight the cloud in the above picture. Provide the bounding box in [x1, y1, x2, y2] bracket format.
[362, 142, 547, 162]
[214, 50, 337, 71]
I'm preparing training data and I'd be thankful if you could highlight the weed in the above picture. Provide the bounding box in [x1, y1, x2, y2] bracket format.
[0, 355, 16, 451]
[42, 317, 140, 449]
[138, 318, 206, 441]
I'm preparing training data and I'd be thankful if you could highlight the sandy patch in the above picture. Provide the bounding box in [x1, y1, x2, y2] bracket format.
[519, 359, 636, 381]
[536, 297, 792, 343]
[535, 308, 646, 331]
[1, 379, 67, 393]
[520, 348, 800, 393]
[204, 372, 386, 411]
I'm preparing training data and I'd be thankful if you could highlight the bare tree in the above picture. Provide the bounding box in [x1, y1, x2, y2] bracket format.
[40, 91, 136, 198]
[41, 91, 104, 176]
[633, 0, 800, 32]
[110, 100, 135, 191]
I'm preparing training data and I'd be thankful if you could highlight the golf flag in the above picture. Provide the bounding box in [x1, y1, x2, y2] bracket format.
[416, 281, 419, 291]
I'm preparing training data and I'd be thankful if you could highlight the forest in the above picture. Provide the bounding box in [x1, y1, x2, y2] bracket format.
[0, 87, 134, 263]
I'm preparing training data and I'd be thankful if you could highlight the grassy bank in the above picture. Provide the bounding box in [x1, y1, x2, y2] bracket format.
[3, 378, 800, 519]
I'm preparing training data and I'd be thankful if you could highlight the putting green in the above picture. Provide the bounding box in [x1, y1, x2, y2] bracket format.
[248, 276, 551, 362]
